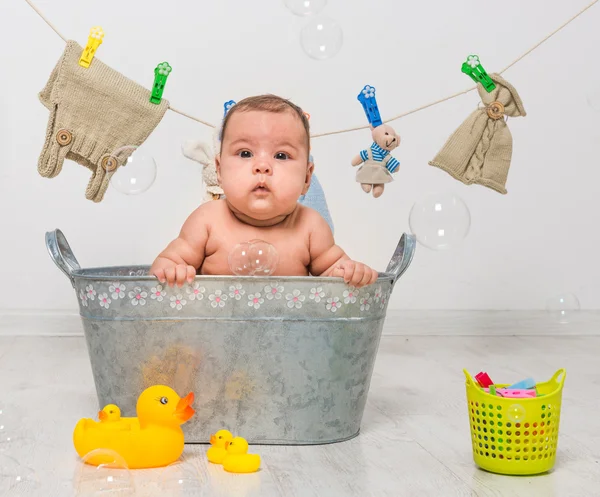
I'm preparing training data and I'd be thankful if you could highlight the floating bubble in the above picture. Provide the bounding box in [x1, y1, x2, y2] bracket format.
[0, 454, 41, 494]
[300, 16, 343, 60]
[229, 240, 278, 276]
[409, 192, 471, 250]
[586, 88, 600, 112]
[75, 449, 135, 496]
[546, 293, 580, 324]
[109, 146, 157, 195]
[284, 0, 327, 16]
[159, 460, 203, 495]
[506, 404, 527, 424]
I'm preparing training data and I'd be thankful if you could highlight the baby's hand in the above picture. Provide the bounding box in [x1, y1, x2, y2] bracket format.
[331, 260, 378, 288]
[150, 262, 196, 287]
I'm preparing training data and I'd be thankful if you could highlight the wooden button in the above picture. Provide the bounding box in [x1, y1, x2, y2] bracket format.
[56, 129, 72, 146]
[101, 155, 119, 172]
[487, 101, 505, 120]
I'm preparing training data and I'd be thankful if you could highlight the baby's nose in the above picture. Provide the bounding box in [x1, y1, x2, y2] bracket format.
[253, 161, 272, 175]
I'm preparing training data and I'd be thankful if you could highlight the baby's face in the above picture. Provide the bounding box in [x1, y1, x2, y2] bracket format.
[217, 110, 312, 223]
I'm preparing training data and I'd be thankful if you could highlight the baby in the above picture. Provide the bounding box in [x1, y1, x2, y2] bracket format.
[149, 95, 378, 288]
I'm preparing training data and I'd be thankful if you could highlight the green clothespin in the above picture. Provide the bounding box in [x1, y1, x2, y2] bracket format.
[489, 384, 497, 396]
[461, 55, 496, 93]
[150, 62, 172, 104]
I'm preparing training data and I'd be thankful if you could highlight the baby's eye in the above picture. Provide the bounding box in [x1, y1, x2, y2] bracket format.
[275, 152, 289, 160]
[239, 150, 253, 158]
[384, 132, 389, 135]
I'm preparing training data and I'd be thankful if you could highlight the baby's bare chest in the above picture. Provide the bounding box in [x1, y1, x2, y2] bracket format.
[200, 223, 311, 277]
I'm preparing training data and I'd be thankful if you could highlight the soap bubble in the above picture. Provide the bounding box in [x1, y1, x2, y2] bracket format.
[75, 449, 135, 496]
[300, 16, 343, 60]
[229, 240, 278, 276]
[506, 404, 527, 424]
[546, 293, 580, 324]
[0, 454, 41, 494]
[109, 145, 157, 195]
[284, 0, 327, 16]
[586, 89, 600, 112]
[159, 460, 203, 495]
[409, 192, 471, 250]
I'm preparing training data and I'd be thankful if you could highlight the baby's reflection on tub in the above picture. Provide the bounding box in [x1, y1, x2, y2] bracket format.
[141, 344, 201, 395]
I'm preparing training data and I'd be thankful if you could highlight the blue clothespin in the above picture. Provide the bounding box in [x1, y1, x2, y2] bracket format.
[507, 378, 536, 390]
[223, 100, 236, 118]
[357, 85, 382, 128]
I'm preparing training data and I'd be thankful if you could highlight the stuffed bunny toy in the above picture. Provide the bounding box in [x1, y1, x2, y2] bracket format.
[181, 126, 223, 202]
[351, 124, 401, 198]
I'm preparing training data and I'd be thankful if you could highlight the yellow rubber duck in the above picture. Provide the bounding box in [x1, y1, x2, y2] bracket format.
[207, 429, 234, 464]
[222, 437, 261, 473]
[73, 385, 195, 469]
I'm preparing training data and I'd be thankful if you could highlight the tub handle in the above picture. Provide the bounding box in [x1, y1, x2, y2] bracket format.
[45, 229, 81, 288]
[385, 233, 416, 287]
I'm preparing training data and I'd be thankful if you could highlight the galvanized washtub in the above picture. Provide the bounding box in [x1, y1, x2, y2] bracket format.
[46, 229, 416, 444]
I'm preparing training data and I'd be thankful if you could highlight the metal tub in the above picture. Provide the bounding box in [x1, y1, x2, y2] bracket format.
[46, 229, 416, 444]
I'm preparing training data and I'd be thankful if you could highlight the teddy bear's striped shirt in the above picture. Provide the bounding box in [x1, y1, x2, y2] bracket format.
[359, 143, 400, 173]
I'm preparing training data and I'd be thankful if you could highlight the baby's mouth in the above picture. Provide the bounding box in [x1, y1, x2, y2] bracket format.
[252, 184, 270, 194]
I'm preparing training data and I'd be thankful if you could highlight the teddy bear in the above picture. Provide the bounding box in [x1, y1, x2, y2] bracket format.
[351, 123, 401, 198]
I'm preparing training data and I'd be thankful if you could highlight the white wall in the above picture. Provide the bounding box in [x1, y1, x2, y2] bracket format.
[1, 0, 599, 312]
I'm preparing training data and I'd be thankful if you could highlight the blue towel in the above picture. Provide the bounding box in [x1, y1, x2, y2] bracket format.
[298, 158, 334, 233]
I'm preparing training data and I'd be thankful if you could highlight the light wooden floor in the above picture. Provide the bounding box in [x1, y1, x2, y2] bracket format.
[1, 317, 599, 496]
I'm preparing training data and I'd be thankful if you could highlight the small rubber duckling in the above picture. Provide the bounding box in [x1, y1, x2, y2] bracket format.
[98, 404, 121, 423]
[207, 429, 234, 464]
[73, 385, 195, 469]
[222, 437, 261, 473]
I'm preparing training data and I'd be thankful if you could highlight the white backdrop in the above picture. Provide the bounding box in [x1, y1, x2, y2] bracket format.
[1, 0, 599, 312]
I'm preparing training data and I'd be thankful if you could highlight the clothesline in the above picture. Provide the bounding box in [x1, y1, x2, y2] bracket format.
[23, 0, 599, 138]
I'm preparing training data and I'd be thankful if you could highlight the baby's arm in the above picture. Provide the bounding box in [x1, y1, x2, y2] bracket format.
[149, 205, 210, 287]
[306, 210, 378, 288]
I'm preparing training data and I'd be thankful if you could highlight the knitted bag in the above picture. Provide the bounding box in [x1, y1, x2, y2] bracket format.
[38, 40, 168, 202]
[428, 73, 526, 194]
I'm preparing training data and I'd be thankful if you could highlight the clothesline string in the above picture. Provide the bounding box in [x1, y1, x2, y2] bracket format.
[23, 0, 599, 137]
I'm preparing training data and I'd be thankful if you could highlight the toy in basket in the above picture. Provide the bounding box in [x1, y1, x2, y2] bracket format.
[463, 369, 566, 476]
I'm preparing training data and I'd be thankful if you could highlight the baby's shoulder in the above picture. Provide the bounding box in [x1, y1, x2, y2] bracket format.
[183, 200, 228, 228]
[293, 204, 330, 233]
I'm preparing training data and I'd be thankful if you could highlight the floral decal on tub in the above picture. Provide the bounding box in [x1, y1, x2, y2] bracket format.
[264, 284, 284, 300]
[286, 290, 305, 309]
[186, 283, 205, 301]
[309, 287, 325, 303]
[170, 295, 186, 311]
[80, 280, 388, 315]
[129, 287, 147, 306]
[109, 282, 126, 300]
[79, 289, 88, 307]
[209, 290, 227, 308]
[150, 285, 166, 302]
[85, 285, 96, 301]
[326, 297, 342, 313]
[247, 293, 264, 310]
[98, 293, 111, 309]
[229, 284, 245, 300]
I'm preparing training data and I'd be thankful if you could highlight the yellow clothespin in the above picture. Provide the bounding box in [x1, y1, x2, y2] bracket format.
[79, 26, 104, 68]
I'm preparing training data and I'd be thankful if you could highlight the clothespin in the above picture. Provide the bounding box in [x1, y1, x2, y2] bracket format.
[461, 55, 496, 93]
[475, 371, 494, 388]
[223, 100, 236, 117]
[79, 26, 104, 68]
[150, 62, 172, 104]
[357, 85, 382, 128]
[489, 385, 497, 396]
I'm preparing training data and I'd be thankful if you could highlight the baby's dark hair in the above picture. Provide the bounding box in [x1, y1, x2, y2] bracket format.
[220, 94, 310, 151]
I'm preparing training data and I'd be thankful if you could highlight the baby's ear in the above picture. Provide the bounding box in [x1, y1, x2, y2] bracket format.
[303, 159, 314, 195]
[215, 154, 222, 184]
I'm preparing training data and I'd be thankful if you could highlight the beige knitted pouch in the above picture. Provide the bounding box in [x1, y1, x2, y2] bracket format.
[38, 40, 168, 202]
[428, 73, 526, 194]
